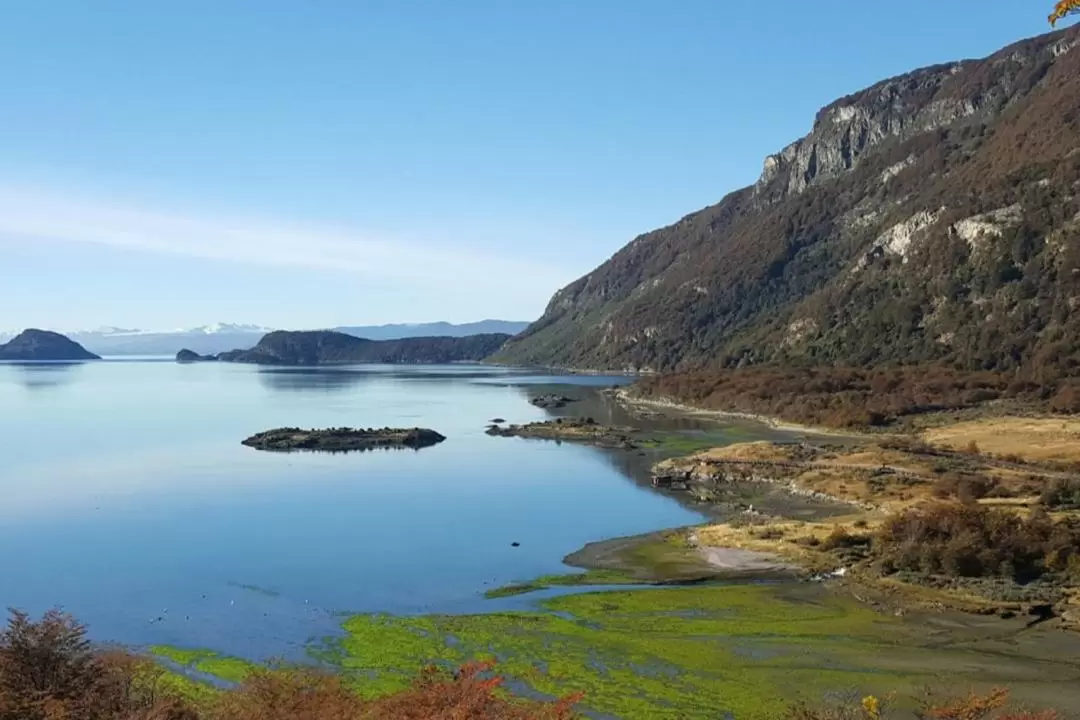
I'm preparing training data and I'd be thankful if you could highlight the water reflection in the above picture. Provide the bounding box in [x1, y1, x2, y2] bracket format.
[255, 367, 374, 392]
[254, 364, 539, 393]
[248, 444, 438, 455]
[509, 382, 715, 431]
[4, 362, 84, 390]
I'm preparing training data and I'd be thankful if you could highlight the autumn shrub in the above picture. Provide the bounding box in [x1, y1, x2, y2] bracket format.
[1049, 383, 1080, 413]
[207, 666, 364, 720]
[920, 687, 1011, 720]
[873, 503, 1080, 582]
[785, 692, 885, 720]
[361, 661, 581, 720]
[931, 473, 999, 503]
[0, 609, 195, 720]
[820, 526, 871, 552]
[791, 688, 1059, 720]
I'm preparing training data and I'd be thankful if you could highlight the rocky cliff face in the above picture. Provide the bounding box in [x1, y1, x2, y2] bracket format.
[493, 26, 1080, 377]
[0, 329, 101, 361]
[756, 32, 1080, 201]
[217, 330, 511, 365]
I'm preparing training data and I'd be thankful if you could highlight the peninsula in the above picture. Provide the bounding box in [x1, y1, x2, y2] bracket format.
[179, 330, 510, 365]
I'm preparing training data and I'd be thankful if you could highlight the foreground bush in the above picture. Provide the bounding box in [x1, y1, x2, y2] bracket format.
[873, 503, 1080, 582]
[0, 609, 580, 720]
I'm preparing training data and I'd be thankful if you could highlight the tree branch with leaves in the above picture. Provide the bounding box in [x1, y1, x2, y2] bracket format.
[1050, 0, 1080, 26]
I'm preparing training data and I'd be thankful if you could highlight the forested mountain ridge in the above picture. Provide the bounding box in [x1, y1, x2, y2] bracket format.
[492, 26, 1080, 382]
[212, 330, 510, 365]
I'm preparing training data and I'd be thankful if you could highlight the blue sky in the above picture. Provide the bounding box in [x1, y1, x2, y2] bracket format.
[0, 1, 1065, 330]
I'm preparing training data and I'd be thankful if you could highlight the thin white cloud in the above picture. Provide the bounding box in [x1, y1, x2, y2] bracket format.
[0, 184, 571, 295]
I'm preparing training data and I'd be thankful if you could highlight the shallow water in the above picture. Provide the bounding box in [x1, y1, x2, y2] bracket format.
[0, 360, 791, 661]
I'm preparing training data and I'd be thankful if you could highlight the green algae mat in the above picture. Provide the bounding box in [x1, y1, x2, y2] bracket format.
[156, 583, 1080, 719]
[314, 584, 924, 719]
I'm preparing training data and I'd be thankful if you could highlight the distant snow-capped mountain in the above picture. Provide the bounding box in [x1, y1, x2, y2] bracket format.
[0, 320, 530, 355]
[188, 323, 275, 335]
[64, 324, 277, 356]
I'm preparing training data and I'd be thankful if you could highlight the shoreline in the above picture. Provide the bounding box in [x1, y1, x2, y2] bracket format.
[608, 387, 875, 439]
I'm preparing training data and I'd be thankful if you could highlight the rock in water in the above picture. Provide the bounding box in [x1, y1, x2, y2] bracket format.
[241, 426, 447, 452]
[0, 329, 100, 361]
[529, 394, 578, 409]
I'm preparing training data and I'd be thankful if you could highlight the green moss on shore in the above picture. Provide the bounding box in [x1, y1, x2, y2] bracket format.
[149, 645, 257, 684]
[483, 569, 637, 599]
[318, 584, 923, 718]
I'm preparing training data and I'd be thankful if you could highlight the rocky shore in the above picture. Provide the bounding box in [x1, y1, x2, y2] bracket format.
[241, 426, 446, 452]
[650, 451, 874, 509]
[485, 417, 638, 450]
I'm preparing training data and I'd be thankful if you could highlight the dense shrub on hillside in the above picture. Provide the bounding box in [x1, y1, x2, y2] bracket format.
[1041, 478, 1080, 509]
[873, 503, 1080, 581]
[630, 365, 1028, 428]
[0, 610, 580, 720]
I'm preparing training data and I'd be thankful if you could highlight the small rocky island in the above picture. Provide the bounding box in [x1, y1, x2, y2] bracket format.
[486, 417, 638, 450]
[241, 426, 447, 452]
[0, 329, 100, 361]
[529, 394, 578, 409]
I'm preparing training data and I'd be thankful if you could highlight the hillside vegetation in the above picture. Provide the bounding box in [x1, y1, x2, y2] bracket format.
[626, 365, 1080, 429]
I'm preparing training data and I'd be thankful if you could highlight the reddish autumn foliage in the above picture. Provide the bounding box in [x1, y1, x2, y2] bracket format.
[0, 609, 195, 720]
[1050, 1, 1080, 26]
[790, 688, 1060, 720]
[361, 662, 582, 720]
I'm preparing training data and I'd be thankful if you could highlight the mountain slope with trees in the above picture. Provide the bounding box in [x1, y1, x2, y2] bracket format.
[493, 26, 1080, 387]
[212, 330, 510, 365]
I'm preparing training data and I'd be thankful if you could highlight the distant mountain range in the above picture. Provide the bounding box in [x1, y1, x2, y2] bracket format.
[0, 320, 530, 356]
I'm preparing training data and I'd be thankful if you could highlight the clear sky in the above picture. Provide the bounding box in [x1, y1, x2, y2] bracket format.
[0, 1, 1066, 330]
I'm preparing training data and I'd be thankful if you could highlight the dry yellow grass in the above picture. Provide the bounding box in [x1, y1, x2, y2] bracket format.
[665, 441, 943, 511]
[693, 515, 878, 571]
[693, 441, 802, 462]
[922, 416, 1080, 463]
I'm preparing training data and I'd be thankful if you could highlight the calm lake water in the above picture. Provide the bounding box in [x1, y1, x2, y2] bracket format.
[0, 360, 785, 661]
